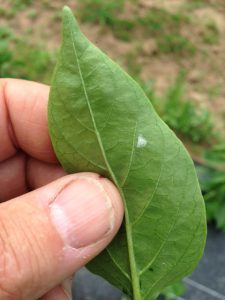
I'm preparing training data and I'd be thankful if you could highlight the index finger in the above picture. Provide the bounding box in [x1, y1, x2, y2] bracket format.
[0, 78, 57, 163]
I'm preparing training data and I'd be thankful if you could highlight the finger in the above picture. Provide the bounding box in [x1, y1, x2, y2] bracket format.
[0, 152, 28, 202]
[27, 158, 67, 189]
[0, 173, 123, 300]
[0, 155, 66, 202]
[38, 279, 72, 300]
[38, 287, 70, 300]
[0, 79, 56, 163]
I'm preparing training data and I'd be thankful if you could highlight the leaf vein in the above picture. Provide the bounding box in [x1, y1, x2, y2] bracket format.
[121, 122, 138, 187]
[106, 248, 131, 281]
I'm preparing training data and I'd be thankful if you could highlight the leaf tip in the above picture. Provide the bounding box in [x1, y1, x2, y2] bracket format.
[63, 5, 72, 15]
[62, 5, 79, 32]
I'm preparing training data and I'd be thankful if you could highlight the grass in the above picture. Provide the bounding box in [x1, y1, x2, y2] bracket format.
[27, 9, 38, 20]
[158, 34, 196, 55]
[205, 142, 225, 163]
[77, 0, 136, 41]
[0, 26, 54, 83]
[78, 0, 125, 26]
[125, 48, 142, 78]
[137, 8, 190, 34]
[202, 22, 220, 45]
[109, 19, 135, 42]
[0, 6, 16, 19]
[9, 0, 33, 9]
[0, 27, 13, 71]
[208, 84, 221, 99]
[0, 0, 34, 20]
[78, 2, 196, 55]
[52, 11, 63, 22]
[138, 9, 196, 56]
[0, 7, 8, 18]
[184, 0, 211, 10]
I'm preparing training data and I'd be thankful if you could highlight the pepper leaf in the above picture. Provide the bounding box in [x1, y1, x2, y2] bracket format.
[48, 7, 206, 300]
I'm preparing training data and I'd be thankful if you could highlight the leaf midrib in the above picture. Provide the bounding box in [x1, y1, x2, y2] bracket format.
[68, 22, 141, 299]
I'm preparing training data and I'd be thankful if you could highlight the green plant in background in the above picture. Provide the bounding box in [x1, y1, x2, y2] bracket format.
[0, 7, 13, 18]
[0, 25, 54, 83]
[1, 0, 34, 18]
[9, 0, 33, 10]
[196, 142, 225, 232]
[78, 0, 125, 25]
[77, 0, 136, 42]
[202, 21, 220, 45]
[138, 8, 190, 35]
[125, 49, 142, 78]
[161, 281, 185, 300]
[147, 73, 214, 144]
[205, 142, 225, 163]
[48, 7, 206, 300]
[12, 41, 55, 82]
[207, 83, 221, 100]
[158, 34, 196, 55]
[204, 170, 225, 231]
[27, 9, 38, 20]
[109, 19, 135, 42]
[185, 0, 216, 10]
[137, 8, 195, 56]
[0, 27, 13, 77]
[78, 2, 196, 54]
[121, 296, 130, 300]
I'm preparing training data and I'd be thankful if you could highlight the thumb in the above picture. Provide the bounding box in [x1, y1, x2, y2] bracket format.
[0, 173, 123, 300]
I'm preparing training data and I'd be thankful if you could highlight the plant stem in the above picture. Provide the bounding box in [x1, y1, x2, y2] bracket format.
[123, 202, 142, 300]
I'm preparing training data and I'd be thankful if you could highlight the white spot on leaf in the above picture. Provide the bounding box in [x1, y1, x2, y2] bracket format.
[137, 134, 147, 148]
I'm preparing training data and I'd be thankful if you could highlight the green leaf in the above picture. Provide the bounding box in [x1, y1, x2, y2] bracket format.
[48, 7, 206, 300]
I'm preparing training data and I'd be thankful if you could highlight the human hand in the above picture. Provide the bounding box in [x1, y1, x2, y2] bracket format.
[0, 79, 124, 300]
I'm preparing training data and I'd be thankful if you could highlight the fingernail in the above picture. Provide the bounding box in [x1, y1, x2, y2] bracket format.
[50, 177, 115, 248]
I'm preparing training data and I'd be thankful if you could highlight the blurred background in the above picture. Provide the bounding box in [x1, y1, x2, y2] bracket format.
[0, 0, 225, 299]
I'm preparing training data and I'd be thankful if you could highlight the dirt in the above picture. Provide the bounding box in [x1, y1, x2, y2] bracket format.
[1, 0, 225, 136]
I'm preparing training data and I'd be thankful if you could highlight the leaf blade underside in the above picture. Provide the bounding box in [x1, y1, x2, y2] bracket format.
[48, 7, 206, 300]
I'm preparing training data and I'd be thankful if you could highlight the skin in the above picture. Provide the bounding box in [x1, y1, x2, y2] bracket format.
[0, 79, 124, 300]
